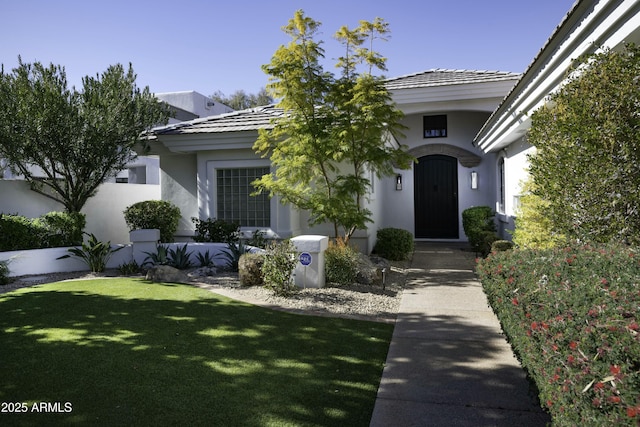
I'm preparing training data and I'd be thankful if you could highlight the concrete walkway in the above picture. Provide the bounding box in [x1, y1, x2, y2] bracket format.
[370, 242, 550, 427]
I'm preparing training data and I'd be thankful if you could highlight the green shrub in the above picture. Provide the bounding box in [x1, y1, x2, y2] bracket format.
[191, 217, 239, 243]
[118, 260, 141, 275]
[0, 212, 86, 251]
[195, 250, 215, 268]
[245, 230, 271, 249]
[490, 240, 513, 252]
[0, 259, 11, 285]
[238, 253, 265, 286]
[220, 241, 250, 272]
[325, 238, 359, 286]
[527, 44, 640, 246]
[39, 211, 86, 247]
[462, 206, 497, 256]
[0, 214, 46, 251]
[477, 244, 640, 426]
[143, 244, 193, 270]
[124, 200, 181, 242]
[511, 179, 566, 249]
[57, 233, 122, 273]
[373, 228, 414, 261]
[262, 240, 297, 296]
[167, 244, 193, 269]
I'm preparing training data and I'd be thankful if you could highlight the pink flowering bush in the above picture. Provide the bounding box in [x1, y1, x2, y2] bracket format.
[477, 243, 640, 426]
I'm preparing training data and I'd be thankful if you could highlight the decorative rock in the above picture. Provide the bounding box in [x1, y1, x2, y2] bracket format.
[188, 267, 218, 277]
[145, 265, 189, 283]
[355, 254, 379, 286]
[355, 255, 391, 286]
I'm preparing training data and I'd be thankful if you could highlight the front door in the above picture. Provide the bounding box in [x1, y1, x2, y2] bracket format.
[414, 155, 459, 238]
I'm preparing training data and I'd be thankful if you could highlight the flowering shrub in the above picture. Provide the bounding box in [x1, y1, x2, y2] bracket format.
[325, 237, 359, 286]
[477, 244, 640, 426]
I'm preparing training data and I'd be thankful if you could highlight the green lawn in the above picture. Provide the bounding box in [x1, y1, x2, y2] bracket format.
[0, 279, 393, 426]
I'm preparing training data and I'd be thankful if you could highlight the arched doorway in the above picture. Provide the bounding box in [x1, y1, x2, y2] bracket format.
[414, 155, 459, 238]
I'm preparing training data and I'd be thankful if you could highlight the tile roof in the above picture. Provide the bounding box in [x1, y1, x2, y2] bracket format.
[384, 69, 521, 90]
[152, 105, 283, 135]
[149, 70, 521, 137]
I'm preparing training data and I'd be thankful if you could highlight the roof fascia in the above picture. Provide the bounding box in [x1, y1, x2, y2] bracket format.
[474, 0, 640, 153]
[390, 79, 518, 106]
[153, 130, 259, 154]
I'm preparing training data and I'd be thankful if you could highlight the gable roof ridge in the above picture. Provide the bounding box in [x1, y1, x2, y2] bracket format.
[384, 68, 521, 90]
[385, 68, 520, 82]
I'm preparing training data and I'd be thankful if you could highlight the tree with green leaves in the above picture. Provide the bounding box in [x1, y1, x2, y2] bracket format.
[0, 59, 170, 213]
[210, 88, 273, 110]
[527, 44, 640, 245]
[253, 10, 413, 241]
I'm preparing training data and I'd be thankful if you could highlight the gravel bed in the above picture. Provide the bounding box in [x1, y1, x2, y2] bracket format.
[1, 263, 409, 323]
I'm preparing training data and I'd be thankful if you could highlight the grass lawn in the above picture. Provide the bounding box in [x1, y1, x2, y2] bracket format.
[0, 279, 393, 426]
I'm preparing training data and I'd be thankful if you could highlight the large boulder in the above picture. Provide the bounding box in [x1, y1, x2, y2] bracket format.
[355, 254, 391, 286]
[145, 265, 189, 283]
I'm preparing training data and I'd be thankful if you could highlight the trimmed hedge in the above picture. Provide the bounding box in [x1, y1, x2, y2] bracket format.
[476, 244, 640, 426]
[373, 228, 414, 261]
[123, 200, 181, 243]
[462, 206, 497, 256]
[0, 212, 85, 251]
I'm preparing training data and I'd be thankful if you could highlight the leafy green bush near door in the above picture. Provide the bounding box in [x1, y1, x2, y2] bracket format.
[373, 228, 414, 261]
[462, 206, 497, 256]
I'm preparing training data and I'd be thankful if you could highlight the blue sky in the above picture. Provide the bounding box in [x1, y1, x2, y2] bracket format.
[1, 0, 575, 97]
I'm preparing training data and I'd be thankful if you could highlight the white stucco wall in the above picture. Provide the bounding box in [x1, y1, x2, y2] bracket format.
[381, 111, 496, 241]
[156, 91, 234, 119]
[0, 180, 160, 244]
[159, 153, 198, 240]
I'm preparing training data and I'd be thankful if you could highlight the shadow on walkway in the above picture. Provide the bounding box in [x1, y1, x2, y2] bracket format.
[370, 242, 550, 427]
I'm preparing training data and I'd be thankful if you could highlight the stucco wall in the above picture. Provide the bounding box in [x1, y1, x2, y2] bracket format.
[160, 153, 198, 239]
[496, 136, 534, 239]
[0, 180, 160, 244]
[381, 111, 496, 241]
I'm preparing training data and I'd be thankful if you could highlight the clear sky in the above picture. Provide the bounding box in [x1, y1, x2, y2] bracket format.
[1, 0, 576, 97]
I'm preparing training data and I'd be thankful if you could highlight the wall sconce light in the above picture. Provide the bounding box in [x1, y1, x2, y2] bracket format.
[470, 171, 478, 190]
[395, 174, 402, 191]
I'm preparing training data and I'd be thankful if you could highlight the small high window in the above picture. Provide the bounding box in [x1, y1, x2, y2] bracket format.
[423, 115, 447, 138]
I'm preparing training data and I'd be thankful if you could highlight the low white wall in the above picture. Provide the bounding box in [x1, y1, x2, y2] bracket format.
[0, 246, 132, 277]
[0, 242, 260, 277]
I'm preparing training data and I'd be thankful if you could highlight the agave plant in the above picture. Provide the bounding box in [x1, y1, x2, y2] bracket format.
[167, 244, 193, 269]
[195, 249, 215, 268]
[220, 240, 250, 272]
[144, 243, 193, 270]
[143, 244, 171, 267]
[57, 233, 122, 273]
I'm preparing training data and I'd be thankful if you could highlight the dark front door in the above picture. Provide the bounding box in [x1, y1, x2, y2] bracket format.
[414, 155, 459, 238]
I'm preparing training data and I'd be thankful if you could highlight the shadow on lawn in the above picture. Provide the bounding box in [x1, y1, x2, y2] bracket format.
[0, 280, 393, 427]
